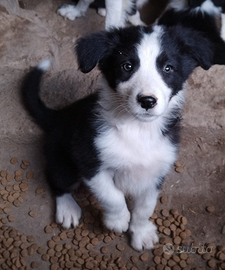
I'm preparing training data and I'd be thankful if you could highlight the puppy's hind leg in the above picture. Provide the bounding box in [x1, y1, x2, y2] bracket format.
[46, 152, 82, 229]
[56, 193, 82, 229]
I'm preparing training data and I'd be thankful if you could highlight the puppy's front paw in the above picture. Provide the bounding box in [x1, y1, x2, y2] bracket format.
[104, 207, 130, 233]
[130, 221, 158, 251]
[56, 194, 82, 229]
[57, 5, 83, 20]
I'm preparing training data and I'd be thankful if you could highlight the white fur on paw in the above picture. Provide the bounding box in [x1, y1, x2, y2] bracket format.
[56, 193, 81, 229]
[104, 207, 130, 233]
[130, 221, 159, 251]
[97, 8, 106, 17]
[57, 5, 83, 20]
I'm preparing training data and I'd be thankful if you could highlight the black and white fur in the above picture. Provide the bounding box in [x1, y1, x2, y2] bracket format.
[157, 0, 225, 65]
[58, 0, 148, 29]
[22, 25, 213, 250]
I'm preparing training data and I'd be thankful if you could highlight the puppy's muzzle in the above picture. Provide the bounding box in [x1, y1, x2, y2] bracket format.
[137, 95, 157, 111]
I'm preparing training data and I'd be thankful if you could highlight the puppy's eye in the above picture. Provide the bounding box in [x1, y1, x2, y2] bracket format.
[122, 63, 133, 72]
[164, 65, 173, 73]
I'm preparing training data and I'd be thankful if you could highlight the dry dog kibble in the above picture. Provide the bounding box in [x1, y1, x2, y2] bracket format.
[140, 253, 149, 261]
[181, 216, 188, 225]
[101, 246, 109, 254]
[116, 243, 125, 251]
[38, 246, 46, 254]
[179, 259, 187, 268]
[81, 229, 89, 236]
[163, 228, 171, 236]
[153, 246, 164, 256]
[91, 237, 99, 246]
[59, 231, 67, 240]
[48, 240, 55, 249]
[10, 157, 18, 164]
[6, 174, 13, 182]
[35, 187, 44, 195]
[131, 256, 139, 264]
[156, 218, 163, 226]
[21, 163, 28, 170]
[202, 253, 211, 260]
[163, 219, 171, 227]
[217, 251, 225, 261]
[161, 209, 170, 217]
[180, 253, 188, 260]
[172, 255, 180, 263]
[55, 244, 63, 252]
[22, 160, 30, 166]
[15, 169, 22, 176]
[175, 166, 184, 173]
[174, 236, 182, 245]
[186, 256, 194, 265]
[208, 259, 216, 268]
[42, 254, 50, 261]
[206, 206, 215, 213]
[27, 235, 35, 242]
[168, 259, 177, 267]
[29, 210, 37, 218]
[45, 225, 53, 234]
[20, 183, 28, 191]
[7, 215, 15, 222]
[151, 213, 158, 219]
[154, 256, 161, 264]
[0, 170, 7, 177]
[85, 261, 95, 269]
[175, 161, 182, 167]
[13, 199, 21, 207]
[26, 171, 34, 179]
[160, 196, 168, 204]
[104, 236, 111, 243]
[31, 261, 39, 268]
[180, 232, 187, 240]
[170, 224, 176, 231]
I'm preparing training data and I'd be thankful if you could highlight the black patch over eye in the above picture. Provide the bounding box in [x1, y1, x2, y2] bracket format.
[164, 65, 174, 73]
[122, 62, 133, 72]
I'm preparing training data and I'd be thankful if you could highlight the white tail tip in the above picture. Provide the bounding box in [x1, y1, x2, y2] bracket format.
[37, 59, 51, 71]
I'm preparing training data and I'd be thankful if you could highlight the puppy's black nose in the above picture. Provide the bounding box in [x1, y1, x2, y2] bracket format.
[137, 95, 157, 110]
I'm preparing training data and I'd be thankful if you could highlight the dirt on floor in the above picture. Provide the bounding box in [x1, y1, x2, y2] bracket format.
[0, 0, 225, 270]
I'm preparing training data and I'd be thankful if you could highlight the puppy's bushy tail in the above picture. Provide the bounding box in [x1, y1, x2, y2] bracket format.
[22, 60, 56, 132]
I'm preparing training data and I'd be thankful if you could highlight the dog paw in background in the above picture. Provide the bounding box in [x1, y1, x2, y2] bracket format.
[58, 0, 94, 20]
[57, 0, 147, 29]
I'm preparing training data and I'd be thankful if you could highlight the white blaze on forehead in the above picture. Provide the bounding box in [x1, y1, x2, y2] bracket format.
[136, 26, 163, 76]
[134, 25, 169, 99]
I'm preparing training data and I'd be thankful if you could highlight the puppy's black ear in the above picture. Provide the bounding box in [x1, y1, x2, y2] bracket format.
[75, 31, 109, 73]
[170, 26, 214, 70]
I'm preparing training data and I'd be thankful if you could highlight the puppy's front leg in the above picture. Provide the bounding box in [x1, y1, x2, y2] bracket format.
[85, 170, 130, 233]
[129, 186, 159, 251]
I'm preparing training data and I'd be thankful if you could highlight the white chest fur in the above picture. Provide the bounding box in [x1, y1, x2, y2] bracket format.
[95, 117, 177, 194]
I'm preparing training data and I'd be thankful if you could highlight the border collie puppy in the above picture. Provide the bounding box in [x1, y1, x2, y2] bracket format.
[22, 25, 212, 250]
[58, 0, 147, 29]
[158, 0, 225, 65]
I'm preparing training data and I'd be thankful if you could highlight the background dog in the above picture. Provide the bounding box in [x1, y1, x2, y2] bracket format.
[58, 0, 148, 29]
[157, 0, 225, 65]
[22, 24, 213, 250]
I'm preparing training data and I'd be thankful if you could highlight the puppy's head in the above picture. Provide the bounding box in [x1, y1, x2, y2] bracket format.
[76, 25, 213, 121]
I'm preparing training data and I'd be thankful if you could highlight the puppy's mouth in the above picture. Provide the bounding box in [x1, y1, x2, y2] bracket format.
[132, 111, 159, 122]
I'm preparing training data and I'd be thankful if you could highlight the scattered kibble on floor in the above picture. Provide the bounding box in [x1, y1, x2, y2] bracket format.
[1, 158, 225, 270]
